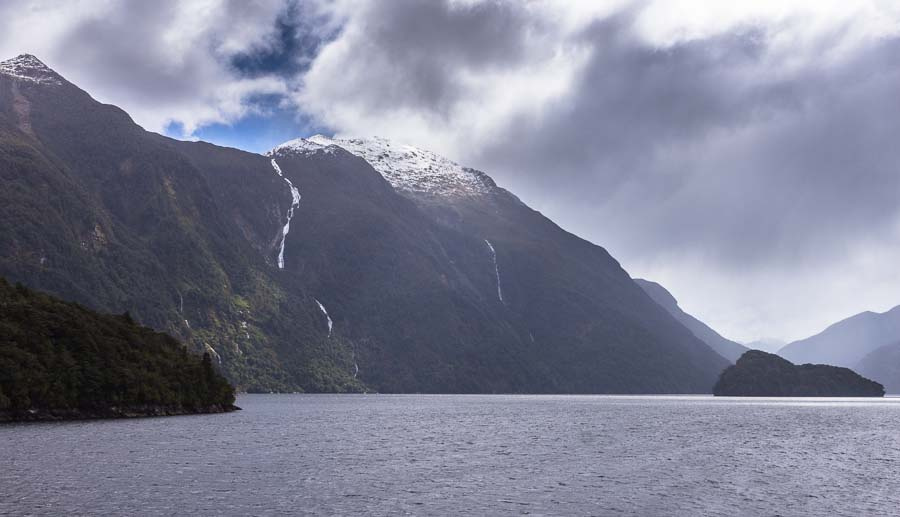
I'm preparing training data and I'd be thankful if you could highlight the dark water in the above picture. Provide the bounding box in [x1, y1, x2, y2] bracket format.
[3, 395, 900, 516]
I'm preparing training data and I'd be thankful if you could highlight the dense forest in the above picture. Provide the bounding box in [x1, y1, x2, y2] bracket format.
[0, 278, 237, 420]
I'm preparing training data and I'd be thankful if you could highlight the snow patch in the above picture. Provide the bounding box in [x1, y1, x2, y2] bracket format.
[315, 135, 492, 196]
[269, 136, 340, 156]
[316, 299, 333, 337]
[0, 54, 62, 85]
[485, 239, 504, 303]
[271, 159, 301, 269]
[269, 135, 493, 197]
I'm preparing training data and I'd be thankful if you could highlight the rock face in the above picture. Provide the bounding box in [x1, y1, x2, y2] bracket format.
[713, 350, 885, 397]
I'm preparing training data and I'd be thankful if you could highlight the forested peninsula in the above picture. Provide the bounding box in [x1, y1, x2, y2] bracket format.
[0, 278, 238, 421]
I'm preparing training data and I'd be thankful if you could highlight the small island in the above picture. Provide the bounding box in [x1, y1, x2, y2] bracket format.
[714, 350, 885, 397]
[0, 279, 238, 422]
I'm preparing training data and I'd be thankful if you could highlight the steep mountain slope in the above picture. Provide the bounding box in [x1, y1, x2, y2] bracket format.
[0, 55, 359, 392]
[778, 305, 900, 369]
[635, 279, 747, 361]
[1, 54, 730, 393]
[276, 136, 731, 392]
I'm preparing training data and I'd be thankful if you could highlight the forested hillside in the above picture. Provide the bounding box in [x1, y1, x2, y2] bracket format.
[0, 278, 237, 420]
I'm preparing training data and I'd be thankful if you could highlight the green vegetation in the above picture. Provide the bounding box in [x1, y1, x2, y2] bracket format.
[0, 278, 237, 419]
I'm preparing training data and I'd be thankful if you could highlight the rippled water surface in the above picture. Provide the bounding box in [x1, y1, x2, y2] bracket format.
[3, 394, 900, 516]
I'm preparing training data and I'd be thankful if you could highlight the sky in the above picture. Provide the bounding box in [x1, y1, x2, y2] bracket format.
[2, 0, 900, 343]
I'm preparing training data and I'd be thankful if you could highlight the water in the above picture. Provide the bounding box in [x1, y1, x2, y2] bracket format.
[3, 395, 900, 516]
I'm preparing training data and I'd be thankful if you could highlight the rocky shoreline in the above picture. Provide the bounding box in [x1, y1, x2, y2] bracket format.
[0, 404, 240, 423]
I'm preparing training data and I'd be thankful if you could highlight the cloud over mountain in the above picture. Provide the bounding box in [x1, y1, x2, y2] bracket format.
[3, 0, 900, 341]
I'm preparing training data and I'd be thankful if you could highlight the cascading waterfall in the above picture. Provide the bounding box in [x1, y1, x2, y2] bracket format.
[484, 239, 503, 303]
[270, 159, 301, 269]
[316, 299, 333, 337]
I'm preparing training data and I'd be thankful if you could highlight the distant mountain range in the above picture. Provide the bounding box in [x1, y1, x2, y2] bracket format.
[635, 279, 747, 362]
[0, 54, 733, 393]
[778, 305, 900, 393]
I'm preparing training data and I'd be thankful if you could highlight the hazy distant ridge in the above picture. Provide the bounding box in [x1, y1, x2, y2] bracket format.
[635, 279, 747, 362]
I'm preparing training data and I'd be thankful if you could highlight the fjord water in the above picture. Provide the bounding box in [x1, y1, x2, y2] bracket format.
[3, 395, 899, 516]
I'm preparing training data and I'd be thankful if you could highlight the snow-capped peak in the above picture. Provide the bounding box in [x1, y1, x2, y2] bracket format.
[271, 135, 494, 197]
[0, 54, 63, 86]
[268, 136, 340, 156]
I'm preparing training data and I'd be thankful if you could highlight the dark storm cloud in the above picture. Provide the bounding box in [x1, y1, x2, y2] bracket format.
[302, 0, 562, 117]
[57, 2, 206, 104]
[484, 26, 900, 270]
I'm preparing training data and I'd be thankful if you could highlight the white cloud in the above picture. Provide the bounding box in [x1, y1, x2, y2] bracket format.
[296, 1, 900, 342]
[0, 0, 290, 134]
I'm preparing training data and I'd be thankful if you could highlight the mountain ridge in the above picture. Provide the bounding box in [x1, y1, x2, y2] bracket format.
[778, 304, 900, 368]
[635, 279, 747, 362]
[0, 53, 730, 393]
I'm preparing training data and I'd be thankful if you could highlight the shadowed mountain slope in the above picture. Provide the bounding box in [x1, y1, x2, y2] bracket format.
[635, 279, 747, 362]
[0, 54, 729, 393]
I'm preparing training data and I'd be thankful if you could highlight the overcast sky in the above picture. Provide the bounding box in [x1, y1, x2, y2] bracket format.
[3, 0, 900, 343]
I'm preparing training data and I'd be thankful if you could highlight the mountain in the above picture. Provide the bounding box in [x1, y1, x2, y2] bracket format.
[635, 279, 747, 361]
[778, 305, 900, 369]
[272, 135, 731, 392]
[743, 338, 786, 354]
[0, 54, 360, 393]
[0, 54, 730, 393]
[0, 277, 237, 421]
[855, 342, 900, 394]
[713, 350, 884, 397]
